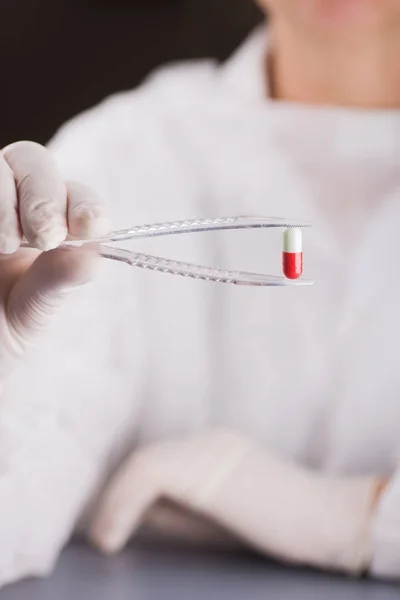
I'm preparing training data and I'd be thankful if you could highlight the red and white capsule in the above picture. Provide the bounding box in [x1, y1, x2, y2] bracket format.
[282, 228, 303, 280]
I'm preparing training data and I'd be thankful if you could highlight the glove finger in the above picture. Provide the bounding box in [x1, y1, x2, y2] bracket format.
[3, 141, 67, 251]
[0, 153, 21, 254]
[67, 180, 110, 240]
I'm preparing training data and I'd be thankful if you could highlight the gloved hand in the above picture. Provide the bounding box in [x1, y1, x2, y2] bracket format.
[0, 141, 109, 380]
[90, 429, 382, 575]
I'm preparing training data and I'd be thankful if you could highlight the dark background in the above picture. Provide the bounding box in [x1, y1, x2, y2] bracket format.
[1, 0, 262, 147]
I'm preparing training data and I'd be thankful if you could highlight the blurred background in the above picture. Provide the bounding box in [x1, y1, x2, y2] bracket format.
[1, 0, 262, 147]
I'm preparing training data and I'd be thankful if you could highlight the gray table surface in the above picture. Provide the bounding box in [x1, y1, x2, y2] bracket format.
[2, 542, 400, 599]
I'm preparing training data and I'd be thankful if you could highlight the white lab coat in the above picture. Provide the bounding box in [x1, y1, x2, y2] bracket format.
[1, 25, 400, 584]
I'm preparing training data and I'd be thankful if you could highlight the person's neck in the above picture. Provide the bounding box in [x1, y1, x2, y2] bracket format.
[268, 18, 400, 109]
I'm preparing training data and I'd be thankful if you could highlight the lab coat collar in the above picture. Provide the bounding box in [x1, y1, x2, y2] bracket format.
[220, 24, 400, 174]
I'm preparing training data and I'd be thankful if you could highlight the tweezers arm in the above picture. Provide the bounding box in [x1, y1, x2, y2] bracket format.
[91, 215, 313, 244]
[98, 245, 313, 287]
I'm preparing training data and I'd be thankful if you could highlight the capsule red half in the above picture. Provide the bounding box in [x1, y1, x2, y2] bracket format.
[282, 228, 303, 280]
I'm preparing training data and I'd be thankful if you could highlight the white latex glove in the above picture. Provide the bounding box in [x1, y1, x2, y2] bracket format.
[91, 429, 381, 575]
[0, 141, 109, 380]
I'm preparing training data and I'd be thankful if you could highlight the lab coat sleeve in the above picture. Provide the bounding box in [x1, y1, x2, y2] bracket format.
[0, 403, 102, 586]
[0, 60, 218, 589]
[371, 474, 400, 578]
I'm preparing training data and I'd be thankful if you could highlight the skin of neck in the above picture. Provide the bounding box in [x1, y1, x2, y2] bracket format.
[267, 15, 400, 108]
